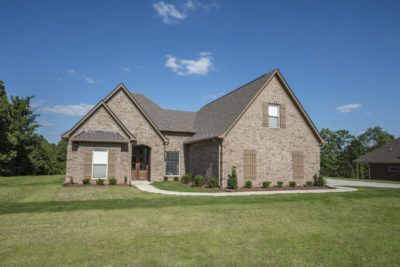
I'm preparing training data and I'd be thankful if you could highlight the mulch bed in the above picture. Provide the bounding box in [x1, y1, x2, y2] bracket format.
[224, 186, 331, 192]
[63, 183, 129, 187]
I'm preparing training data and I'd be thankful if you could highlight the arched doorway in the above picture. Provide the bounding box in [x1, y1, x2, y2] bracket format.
[131, 145, 151, 180]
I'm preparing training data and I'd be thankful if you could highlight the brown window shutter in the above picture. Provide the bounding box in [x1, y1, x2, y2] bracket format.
[83, 150, 92, 179]
[292, 151, 299, 179]
[251, 150, 256, 179]
[244, 149, 256, 180]
[108, 150, 117, 178]
[280, 104, 287, 128]
[262, 102, 268, 127]
[298, 151, 304, 179]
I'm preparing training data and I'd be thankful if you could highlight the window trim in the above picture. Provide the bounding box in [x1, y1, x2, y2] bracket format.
[165, 151, 180, 177]
[388, 166, 400, 172]
[91, 149, 108, 180]
[268, 104, 280, 129]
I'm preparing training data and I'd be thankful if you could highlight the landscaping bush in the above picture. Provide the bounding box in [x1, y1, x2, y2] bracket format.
[109, 177, 117, 185]
[314, 176, 326, 187]
[193, 175, 205, 187]
[173, 176, 179, 182]
[277, 181, 284, 187]
[289, 181, 296, 187]
[68, 176, 74, 184]
[262, 181, 271, 188]
[305, 181, 313, 187]
[208, 177, 218, 188]
[244, 180, 252, 189]
[180, 174, 192, 184]
[124, 176, 127, 184]
[227, 166, 238, 189]
[96, 179, 105, 185]
[82, 178, 90, 185]
[163, 176, 169, 182]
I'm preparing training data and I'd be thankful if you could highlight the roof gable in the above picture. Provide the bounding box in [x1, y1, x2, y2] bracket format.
[62, 101, 135, 141]
[354, 138, 400, 164]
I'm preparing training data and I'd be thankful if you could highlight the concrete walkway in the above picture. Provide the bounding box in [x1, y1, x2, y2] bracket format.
[131, 180, 357, 196]
[326, 178, 400, 188]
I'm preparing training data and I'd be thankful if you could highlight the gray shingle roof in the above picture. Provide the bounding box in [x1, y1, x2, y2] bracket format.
[131, 93, 196, 133]
[71, 130, 128, 143]
[185, 70, 275, 143]
[354, 138, 400, 164]
[129, 70, 274, 142]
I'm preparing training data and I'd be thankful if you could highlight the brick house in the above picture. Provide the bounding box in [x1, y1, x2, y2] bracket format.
[354, 138, 400, 181]
[62, 69, 323, 187]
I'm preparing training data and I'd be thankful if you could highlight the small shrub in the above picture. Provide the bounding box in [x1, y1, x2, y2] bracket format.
[173, 176, 179, 182]
[244, 180, 252, 189]
[193, 175, 205, 187]
[96, 179, 105, 185]
[109, 177, 117, 185]
[262, 181, 271, 188]
[163, 176, 169, 182]
[305, 181, 313, 187]
[289, 181, 296, 187]
[68, 176, 74, 184]
[180, 174, 192, 184]
[227, 166, 238, 189]
[208, 177, 218, 188]
[314, 175, 326, 187]
[277, 181, 284, 187]
[124, 176, 127, 184]
[82, 178, 90, 185]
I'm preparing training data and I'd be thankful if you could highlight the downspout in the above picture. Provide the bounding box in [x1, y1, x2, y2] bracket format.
[218, 139, 223, 188]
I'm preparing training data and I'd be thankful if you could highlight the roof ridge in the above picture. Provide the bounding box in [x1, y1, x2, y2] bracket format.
[198, 69, 276, 111]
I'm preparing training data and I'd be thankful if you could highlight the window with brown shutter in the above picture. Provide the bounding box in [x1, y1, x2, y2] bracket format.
[292, 151, 304, 179]
[262, 102, 268, 127]
[83, 150, 92, 179]
[280, 104, 287, 128]
[108, 150, 117, 178]
[244, 149, 256, 180]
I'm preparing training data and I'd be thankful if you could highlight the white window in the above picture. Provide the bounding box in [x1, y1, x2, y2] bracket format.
[268, 104, 280, 128]
[92, 150, 108, 179]
[165, 151, 179, 176]
[388, 166, 400, 172]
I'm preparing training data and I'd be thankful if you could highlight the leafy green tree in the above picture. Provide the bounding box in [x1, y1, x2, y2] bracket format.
[358, 127, 395, 151]
[0, 81, 11, 174]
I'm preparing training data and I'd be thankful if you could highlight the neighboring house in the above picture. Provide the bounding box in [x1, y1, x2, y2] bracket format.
[62, 69, 323, 187]
[354, 138, 400, 181]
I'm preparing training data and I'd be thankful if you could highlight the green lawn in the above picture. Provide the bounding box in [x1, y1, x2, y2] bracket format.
[152, 181, 222, 192]
[0, 175, 399, 266]
[327, 177, 400, 184]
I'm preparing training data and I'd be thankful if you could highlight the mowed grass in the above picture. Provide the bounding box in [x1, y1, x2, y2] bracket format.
[0, 176, 399, 266]
[152, 181, 222, 192]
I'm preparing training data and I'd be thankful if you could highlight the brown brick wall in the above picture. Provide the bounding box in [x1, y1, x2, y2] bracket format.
[187, 140, 220, 179]
[222, 76, 320, 187]
[164, 132, 193, 176]
[106, 90, 166, 181]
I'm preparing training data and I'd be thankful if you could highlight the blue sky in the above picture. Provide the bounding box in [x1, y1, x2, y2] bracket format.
[0, 0, 399, 143]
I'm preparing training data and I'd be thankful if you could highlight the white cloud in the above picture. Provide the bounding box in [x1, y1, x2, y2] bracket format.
[67, 69, 100, 84]
[153, 1, 186, 24]
[120, 66, 131, 72]
[38, 120, 55, 128]
[40, 103, 95, 116]
[336, 103, 362, 113]
[153, 0, 219, 24]
[165, 52, 213, 76]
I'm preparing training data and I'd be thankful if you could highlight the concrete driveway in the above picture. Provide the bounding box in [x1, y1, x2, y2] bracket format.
[326, 178, 400, 188]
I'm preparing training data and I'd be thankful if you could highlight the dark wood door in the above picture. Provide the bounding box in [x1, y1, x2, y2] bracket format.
[131, 146, 150, 180]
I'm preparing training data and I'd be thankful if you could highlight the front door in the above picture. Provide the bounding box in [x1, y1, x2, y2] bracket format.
[131, 146, 150, 180]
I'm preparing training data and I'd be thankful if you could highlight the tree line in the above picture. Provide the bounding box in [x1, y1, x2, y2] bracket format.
[0, 80, 396, 177]
[0, 80, 66, 176]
